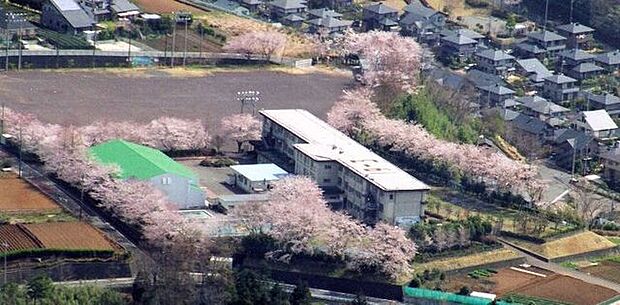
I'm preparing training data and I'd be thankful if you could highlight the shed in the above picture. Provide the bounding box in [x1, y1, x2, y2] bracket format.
[229, 163, 289, 193]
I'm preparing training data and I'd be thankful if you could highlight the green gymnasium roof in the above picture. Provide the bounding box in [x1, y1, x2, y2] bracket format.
[89, 139, 198, 181]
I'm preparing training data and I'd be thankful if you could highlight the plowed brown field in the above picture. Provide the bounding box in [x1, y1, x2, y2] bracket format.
[0, 174, 60, 213]
[24, 222, 116, 251]
[512, 274, 618, 305]
[132, 0, 204, 13]
[0, 225, 42, 252]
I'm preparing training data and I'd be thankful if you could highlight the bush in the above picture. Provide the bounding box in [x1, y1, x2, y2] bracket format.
[458, 286, 471, 295]
[499, 231, 545, 244]
[199, 156, 238, 167]
[465, 0, 489, 8]
[240, 233, 278, 258]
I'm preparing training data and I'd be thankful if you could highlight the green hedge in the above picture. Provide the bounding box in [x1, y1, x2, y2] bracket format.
[0, 248, 115, 260]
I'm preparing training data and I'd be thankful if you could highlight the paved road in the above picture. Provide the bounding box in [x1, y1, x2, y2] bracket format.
[501, 241, 620, 293]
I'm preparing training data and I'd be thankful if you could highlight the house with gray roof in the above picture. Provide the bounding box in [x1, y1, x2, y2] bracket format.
[515, 58, 553, 87]
[569, 62, 604, 81]
[516, 30, 567, 59]
[307, 16, 352, 35]
[467, 69, 507, 88]
[42, 0, 95, 34]
[282, 14, 304, 27]
[307, 8, 341, 19]
[478, 84, 515, 107]
[517, 95, 569, 124]
[269, 0, 307, 20]
[575, 110, 619, 140]
[595, 50, 620, 73]
[556, 48, 604, 80]
[109, 0, 140, 18]
[239, 0, 263, 12]
[0, 9, 36, 37]
[509, 113, 550, 140]
[441, 28, 485, 43]
[363, 2, 398, 31]
[586, 93, 620, 117]
[474, 49, 515, 76]
[439, 34, 478, 64]
[600, 147, 620, 188]
[556, 23, 594, 49]
[400, 1, 446, 43]
[552, 128, 597, 171]
[543, 74, 579, 103]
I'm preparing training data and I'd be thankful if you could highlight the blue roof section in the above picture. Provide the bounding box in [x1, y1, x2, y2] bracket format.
[230, 163, 289, 182]
[403, 287, 515, 305]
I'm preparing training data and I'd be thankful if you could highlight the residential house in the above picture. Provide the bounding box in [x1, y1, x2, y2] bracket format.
[307, 16, 352, 35]
[229, 163, 289, 193]
[517, 95, 569, 127]
[600, 147, 620, 188]
[474, 49, 515, 76]
[109, 0, 140, 19]
[515, 58, 553, 87]
[542, 74, 579, 103]
[586, 93, 620, 117]
[439, 34, 478, 64]
[362, 2, 398, 31]
[212, 0, 250, 16]
[478, 84, 515, 107]
[515, 30, 567, 60]
[281, 14, 304, 27]
[575, 110, 618, 140]
[268, 0, 307, 20]
[595, 50, 620, 74]
[0, 9, 37, 37]
[556, 49, 603, 80]
[508, 113, 551, 140]
[307, 8, 341, 19]
[78, 0, 110, 21]
[466, 69, 507, 88]
[239, 0, 262, 12]
[555, 23, 595, 49]
[552, 128, 597, 172]
[258, 109, 430, 227]
[90, 139, 205, 209]
[41, 0, 95, 34]
[441, 28, 485, 43]
[399, 1, 446, 43]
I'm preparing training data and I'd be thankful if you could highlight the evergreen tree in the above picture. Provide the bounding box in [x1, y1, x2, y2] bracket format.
[269, 284, 290, 305]
[229, 270, 270, 305]
[27, 275, 53, 305]
[289, 282, 312, 305]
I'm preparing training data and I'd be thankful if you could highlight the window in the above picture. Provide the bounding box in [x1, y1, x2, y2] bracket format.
[389, 194, 394, 200]
[161, 177, 172, 185]
[323, 178, 331, 183]
[324, 165, 332, 169]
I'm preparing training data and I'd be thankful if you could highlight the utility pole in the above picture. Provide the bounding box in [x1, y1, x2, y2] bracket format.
[127, 28, 132, 66]
[92, 20, 97, 68]
[4, 28, 8, 71]
[17, 22, 22, 71]
[569, 0, 574, 23]
[171, 12, 176, 68]
[183, 18, 188, 67]
[199, 25, 203, 60]
[18, 126, 22, 178]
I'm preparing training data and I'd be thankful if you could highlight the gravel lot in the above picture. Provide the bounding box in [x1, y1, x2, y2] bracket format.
[0, 69, 352, 129]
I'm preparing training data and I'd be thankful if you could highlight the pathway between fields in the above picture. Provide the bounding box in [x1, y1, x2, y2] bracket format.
[501, 241, 620, 292]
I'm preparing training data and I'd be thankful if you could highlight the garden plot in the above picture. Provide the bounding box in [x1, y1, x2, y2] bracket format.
[413, 248, 522, 272]
[581, 260, 620, 284]
[0, 173, 60, 214]
[511, 274, 618, 305]
[24, 222, 118, 251]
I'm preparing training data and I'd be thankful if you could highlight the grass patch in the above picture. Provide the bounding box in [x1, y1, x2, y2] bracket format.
[413, 248, 521, 272]
[607, 237, 620, 245]
[501, 293, 572, 305]
[6, 211, 76, 224]
[560, 261, 578, 269]
[510, 231, 617, 259]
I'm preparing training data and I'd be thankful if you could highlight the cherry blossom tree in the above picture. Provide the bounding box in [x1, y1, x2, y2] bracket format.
[220, 113, 261, 152]
[235, 176, 416, 280]
[145, 117, 210, 152]
[224, 30, 288, 62]
[326, 89, 544, 198]
[343, 30, 422, 97]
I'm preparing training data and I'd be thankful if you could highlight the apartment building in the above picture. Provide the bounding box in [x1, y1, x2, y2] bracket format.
[258, 109, 430, 227]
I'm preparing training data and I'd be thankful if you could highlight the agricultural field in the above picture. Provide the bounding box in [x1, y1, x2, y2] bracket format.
[0, 173, 60, 214]
[582, 260, 620, 284]
[0, 224, 42, 252]
[142, 26, 223, 54]
[446, 266, 618, 305]
[507, 231, 618, 260]
[413, 248, 522, 272]
[510, 275, 618, 305]
[24, 222, 118, 251]
[132, 0, 204, 13]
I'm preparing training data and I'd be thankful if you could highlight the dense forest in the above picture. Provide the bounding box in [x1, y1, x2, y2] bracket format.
[522, 0, 620, 48]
